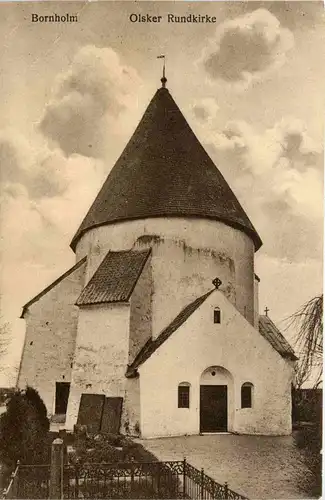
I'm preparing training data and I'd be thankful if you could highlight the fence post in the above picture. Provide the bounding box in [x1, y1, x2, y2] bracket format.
[200, 468, 204, 500]
[224, 481, 229, 499]
[12, 460, 20, 498]
[5, 471, 15, 499]
[50, 438, 64, 499]
[183, 458, 187, 498]
[75, 464, 79, 499]
[130, 457, 135, 495]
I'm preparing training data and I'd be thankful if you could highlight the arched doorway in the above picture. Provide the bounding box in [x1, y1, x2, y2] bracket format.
[200, 366, 233, 433]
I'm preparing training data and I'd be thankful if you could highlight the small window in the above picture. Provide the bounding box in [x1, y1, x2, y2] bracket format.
[178, 383, 190, 408]
[241, 382, 253, 409]
[214, 307, 221, 324]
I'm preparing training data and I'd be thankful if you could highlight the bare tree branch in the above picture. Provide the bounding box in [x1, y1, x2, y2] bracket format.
[286, 295, 323, 388]
[0, 320, 10, 360]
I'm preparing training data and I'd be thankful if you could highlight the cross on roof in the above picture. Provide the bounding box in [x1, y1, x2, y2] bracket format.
[264, 307, 269, 317]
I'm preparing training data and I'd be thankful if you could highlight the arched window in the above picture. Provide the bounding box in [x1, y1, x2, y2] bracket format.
[214, 307, 221, 324]
[178, 382, 190, 408]
[241, 382, 253, 408]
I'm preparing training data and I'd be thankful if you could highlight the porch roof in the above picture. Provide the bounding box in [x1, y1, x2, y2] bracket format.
[76, 248, 151, 306]
[126, 289, 214, 377]
[259, 315, 298, 361]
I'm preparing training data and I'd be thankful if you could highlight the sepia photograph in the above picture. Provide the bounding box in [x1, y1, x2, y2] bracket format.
[0, 1, 323, 498]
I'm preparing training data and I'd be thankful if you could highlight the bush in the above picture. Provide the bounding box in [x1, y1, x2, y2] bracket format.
[292, 388, 322, 424]
[0, 386, 50, 468]
[71, 431, 159, 465]
[294, 423, 322, 498]
[25, 386, 48, 429]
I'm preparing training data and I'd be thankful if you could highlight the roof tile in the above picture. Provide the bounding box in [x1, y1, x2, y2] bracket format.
[76, 249, 151, 306]
[259, 315, 297, 360]
[71, 88, 262, 251]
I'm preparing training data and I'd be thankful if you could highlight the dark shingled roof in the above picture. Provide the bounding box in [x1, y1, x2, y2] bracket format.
[259, 315, 298, 360]
[20, 257, 87, 318]
[126, 290, 214, 377]
[76, 249, 151, 306]
[71, 87, 262, 251]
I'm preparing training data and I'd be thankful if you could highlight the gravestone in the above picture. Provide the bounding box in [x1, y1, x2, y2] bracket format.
[77, 394, 105, 434]
[101, 397, 123, 434]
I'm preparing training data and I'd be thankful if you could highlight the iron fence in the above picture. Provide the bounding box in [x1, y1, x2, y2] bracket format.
[2, 459, 247, 499]
[2, 462, 20, 499]
[64, 461, 182, 499]
[64, 459, 247, 499]
[2, 464, 50, 499]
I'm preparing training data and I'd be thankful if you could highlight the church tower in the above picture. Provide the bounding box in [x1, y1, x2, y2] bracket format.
[72, 79, 261, 330]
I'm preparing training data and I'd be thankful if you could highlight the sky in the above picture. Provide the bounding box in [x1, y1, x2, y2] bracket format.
[0, 1, 324, 386]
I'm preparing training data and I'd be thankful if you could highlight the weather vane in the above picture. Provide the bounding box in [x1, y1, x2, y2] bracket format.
[157, 55, 167, 88]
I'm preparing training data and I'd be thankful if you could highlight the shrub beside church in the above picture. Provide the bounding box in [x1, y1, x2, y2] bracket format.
[0, 386, 50, 468]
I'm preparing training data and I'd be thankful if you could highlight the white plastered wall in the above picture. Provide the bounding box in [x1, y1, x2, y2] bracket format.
[17, 262, 86, 416]
[138, 290, 293, 438]
[75, 217, 255, 330]
[65, 303, 130, 430]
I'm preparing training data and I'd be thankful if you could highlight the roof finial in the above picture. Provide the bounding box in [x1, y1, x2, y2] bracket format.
[212, 277, 222, 289]
[157, 55, 167, 88]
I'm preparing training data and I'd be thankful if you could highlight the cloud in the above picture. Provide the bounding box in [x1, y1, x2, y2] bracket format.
[37, 154, 106, 240]
[0, 44, 141, 330]
[0, 144, 106, 257]
[40, 45, 141, 158]
[201, 9, 294, 88]
[255, 253, 323, 326]
[201, 117, 323, 262]
[0, 129, 69, 199]
[0, 150, 106, 386]
[191, 98, 219, 123]
[0, 149, 105, 320]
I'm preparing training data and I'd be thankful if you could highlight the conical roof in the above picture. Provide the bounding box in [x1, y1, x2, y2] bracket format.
[71, 86, 262, 251]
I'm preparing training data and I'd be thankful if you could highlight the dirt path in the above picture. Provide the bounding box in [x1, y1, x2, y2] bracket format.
[138, 434, 312, 499]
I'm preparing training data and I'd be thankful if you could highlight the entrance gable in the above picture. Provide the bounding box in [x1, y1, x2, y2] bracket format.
[138, 289, 294, 375]
[138, 290, 294, 438]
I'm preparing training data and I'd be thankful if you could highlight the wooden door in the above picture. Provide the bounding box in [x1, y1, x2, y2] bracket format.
[55, 382, 70, 414]
[200, 385, 227, 432]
